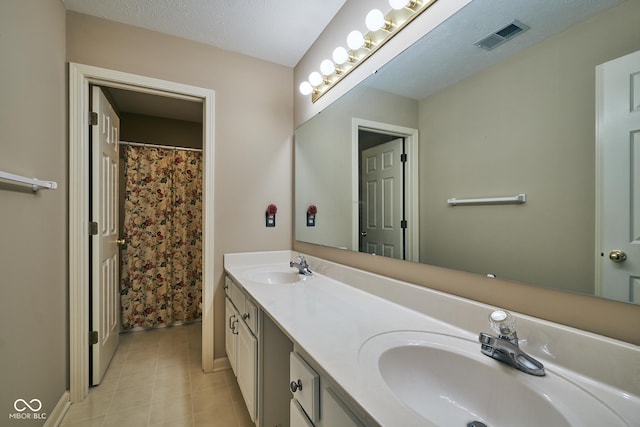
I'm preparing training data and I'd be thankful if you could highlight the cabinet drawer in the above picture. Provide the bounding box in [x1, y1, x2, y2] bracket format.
[290, 352, 320, 423]
[229, 279, 246, 312]
[224, 276, 233, 297]
[244, 298, 258, 335]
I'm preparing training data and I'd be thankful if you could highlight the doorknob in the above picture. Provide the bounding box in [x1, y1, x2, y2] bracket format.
[360, 231, 367, 237]
[609, 250, 627, 263]
[115, 239, 127, 246]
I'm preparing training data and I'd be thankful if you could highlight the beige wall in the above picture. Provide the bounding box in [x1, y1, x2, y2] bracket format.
[0, 0, 67, 423]
[66, 12, 294, 360]
[120, 113, 203, 149]
[419, 0, 640, 294]
[294, 0, 640, 345]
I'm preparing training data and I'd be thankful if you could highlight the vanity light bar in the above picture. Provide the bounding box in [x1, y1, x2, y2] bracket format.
[300, 0, 439, 103]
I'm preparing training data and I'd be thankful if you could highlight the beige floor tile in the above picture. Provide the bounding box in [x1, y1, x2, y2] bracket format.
[193, 402, 237, 427]
[227, 380, 244, 403]
[61, 391, 113, 423]
[60, 414, 106, 426]
[109, 384, 154, 410]
[152, 377, 192, 402]
[233, 401, 253, 426]
[149, 417, 194, 427]
[192, 387, 233, 412]
[191, 371, 227, 392]
[117, 369, 157, 391]
[156, 359, 190, 377]
[149, 394, 193, 425]
[60, 322, 247, 427]
[103, 403, 152, 427]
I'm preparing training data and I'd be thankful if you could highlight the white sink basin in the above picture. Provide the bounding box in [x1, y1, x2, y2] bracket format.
[359, 331, 626, 427]
[242, 266, 303, 285]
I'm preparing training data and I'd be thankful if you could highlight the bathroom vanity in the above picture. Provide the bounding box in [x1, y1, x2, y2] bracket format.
[224, 250, 640, 427]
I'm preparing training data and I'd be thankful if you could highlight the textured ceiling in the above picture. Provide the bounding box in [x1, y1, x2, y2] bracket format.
[61, 0, 347, 67]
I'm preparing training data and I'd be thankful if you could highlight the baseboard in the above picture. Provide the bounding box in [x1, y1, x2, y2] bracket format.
[43, 391, 70, 427]
[213, 356, 231, 372]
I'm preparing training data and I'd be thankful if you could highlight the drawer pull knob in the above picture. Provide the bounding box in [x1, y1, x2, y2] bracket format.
[242, 313, 250, 320]
[290, 379, 303, 393]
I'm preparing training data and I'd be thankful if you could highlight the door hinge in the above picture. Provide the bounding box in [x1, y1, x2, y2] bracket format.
[400, 153, 408, 163]
[89, 330, 99, 345]
[401, 220, 408, 229]
[89, 221, 98, 236]
[89, 111, 98, 126]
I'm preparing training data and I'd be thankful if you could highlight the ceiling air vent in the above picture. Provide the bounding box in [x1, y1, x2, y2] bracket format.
[474, 20, 530, 51]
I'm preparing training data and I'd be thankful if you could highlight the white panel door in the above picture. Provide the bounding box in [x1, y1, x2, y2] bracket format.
[361, 138, 404, 259]
[91, 86, 120, 385]
[596, 49, 640, 303]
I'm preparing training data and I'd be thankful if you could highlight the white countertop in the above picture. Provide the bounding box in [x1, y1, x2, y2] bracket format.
[224, 250, 640, 427]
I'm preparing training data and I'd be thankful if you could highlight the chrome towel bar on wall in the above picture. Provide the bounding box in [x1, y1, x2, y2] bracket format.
[0, 170, 58, 192]
[447, 193, 526, 206]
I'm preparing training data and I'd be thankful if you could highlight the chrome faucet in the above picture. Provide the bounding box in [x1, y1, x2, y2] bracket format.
[478, 310, 545, 376]
[289, 254, 313, 276]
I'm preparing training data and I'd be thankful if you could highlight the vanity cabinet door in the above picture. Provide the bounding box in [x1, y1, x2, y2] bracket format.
[290, 399, 314, 427]
[225, 297, 238, 374]
[237, 318, 257, 422]
[321, 387, 365, 427]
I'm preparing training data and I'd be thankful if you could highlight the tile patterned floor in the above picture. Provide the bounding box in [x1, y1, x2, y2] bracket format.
[60, 323, 253, 427]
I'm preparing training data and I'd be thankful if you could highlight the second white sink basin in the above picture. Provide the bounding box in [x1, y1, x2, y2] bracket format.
[242, 266, 303, 285]
[359, 331, 626, 427]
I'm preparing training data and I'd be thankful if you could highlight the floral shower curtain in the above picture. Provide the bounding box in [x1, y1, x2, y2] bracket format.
[120, 145, 203, 330]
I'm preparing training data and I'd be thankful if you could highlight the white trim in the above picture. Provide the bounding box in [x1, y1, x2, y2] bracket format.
[351, 118, 419, 262]
[594, 62, 605, 297]
[68, 63, 216, 403]
[43, 391, 70, 427]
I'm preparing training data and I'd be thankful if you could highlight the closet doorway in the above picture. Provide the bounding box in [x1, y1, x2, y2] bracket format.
[69, 63, 216, 403]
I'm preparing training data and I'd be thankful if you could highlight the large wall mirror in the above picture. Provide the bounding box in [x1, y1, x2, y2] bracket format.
[295, 0, 640, 305]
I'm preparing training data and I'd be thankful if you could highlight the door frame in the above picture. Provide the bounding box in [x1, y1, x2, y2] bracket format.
[69, 62, 216, 403]
[352, 118, 419, 262]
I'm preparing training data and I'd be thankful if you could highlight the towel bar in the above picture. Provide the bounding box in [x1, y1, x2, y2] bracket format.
[447, 193, 526, 206]
[0, 170, 58, 192]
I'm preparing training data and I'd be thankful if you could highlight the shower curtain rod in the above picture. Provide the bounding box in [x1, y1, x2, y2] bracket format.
[119, 140, 202, 152]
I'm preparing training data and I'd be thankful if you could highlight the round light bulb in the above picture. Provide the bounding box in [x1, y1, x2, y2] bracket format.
[366, 9, 386, 31]
[308, 71, 323, 87]
[320, 59, 335, 76]
[389, 0, 411, 10]
[299, 81, 313, 96]
[347, 30, 365, 50]
[332, 46, 349, 65]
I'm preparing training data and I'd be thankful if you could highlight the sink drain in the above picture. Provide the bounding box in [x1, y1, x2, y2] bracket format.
[467, 422, 488, 427]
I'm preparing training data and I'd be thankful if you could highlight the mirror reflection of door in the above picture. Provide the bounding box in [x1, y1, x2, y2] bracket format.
[359, 132, 406, 260]
[596, 49, 640, 304]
